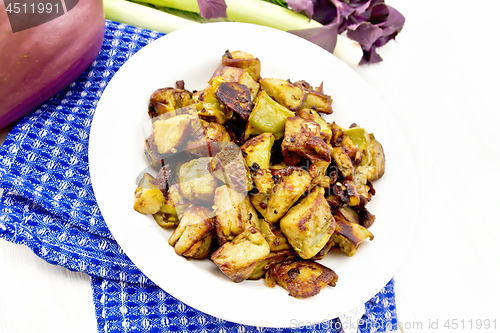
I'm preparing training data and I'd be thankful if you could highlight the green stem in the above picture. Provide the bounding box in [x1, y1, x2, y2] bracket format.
[104, 0, 200, 33]
[134, 0, 322, 31]
[104, 0, 363, 67]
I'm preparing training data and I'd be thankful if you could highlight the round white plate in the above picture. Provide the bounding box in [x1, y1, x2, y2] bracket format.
[89, 22, 417, 328]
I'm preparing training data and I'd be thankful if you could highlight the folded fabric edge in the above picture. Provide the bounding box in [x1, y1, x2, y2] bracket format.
[0, 189, 397, 333]
[361, 278, 399, 332]
[0, 21, 166, 241]
[1, 229, 155, 287]
[90, 276, 344, 333]
[0, 99, 114, 240]
[91, 277, 106, 333]
[0, 191, 155, 286]
[90, 275, 397, 333]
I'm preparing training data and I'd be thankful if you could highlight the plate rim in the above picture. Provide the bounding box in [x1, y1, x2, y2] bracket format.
[89, 21, 419, 328]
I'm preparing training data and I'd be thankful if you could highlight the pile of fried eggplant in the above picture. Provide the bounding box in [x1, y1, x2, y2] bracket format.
[134, 50, 385, 298]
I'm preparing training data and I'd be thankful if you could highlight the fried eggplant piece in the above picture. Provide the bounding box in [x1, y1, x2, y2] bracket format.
[153, 183, 190, 228]
[168, 206, 215, 259]
[331, 147, 355, 178]
[192, 89, 202, 103]
[328, 174, 374, 208]
[210, 143, 253, 193]
[350, 171, 372, 206]
[153, 212, 178, 228]
[251, 167, 312, 224]
[337, 206, 360, 225]
[317, 175, 334, 189]
[325, 180, 351, 210]
[330, 121, 344, 144]
[148, 87, 194, 118]
[153, 114, 198, 154]
[222, 117, 247, 146]
[134, 173, 165, 215]
[221, 50, 261, 81]
[343, 126, 369, 162]
[339, 134, 360, 162]
[155, 154, 190, 190]
[154, 167, 181, 227]
[292, 80, 314, 91]
[297, 109, 333, 142]
[211, 66, 260, 101]
[254, 218, 292, 252]
[282, 116, 331, 165]
[204, 121, 232, 150]
[156, 161, 191, 195]
[244, 91, 295, 140]
[342, 124, 385, 181]
[280, 187, 336, 259]
[215, 82, 253, 122]
[175, 80, 185, 89]
[153, 106, 199, 124]
[326, 170, 372, 208]
[311, 236, 336, 260]
[330, 122, 361, 163]
[213, 185, 259, 245]
[254, 217, 277, 248]
[358, 206, 376, 228]
[260, 78, 306, 111]
[327, 176, 370, 208]
[269, 162, 288, 175]
[178, 157, 217, 203]
[197, 78, 233, 124]
[308, 159, 331, 187]
[298, 91, 333, 115]
[248, 250, 297, 280]
[342, 126, 385, 180]
[294, 81, 333, 114]
[331, 210, 374, 256]
[357, 133, 385, 181]
[250, 168, 274, 194]
[144, 134, 163, 170]
[185, 120, 232, 157]
[325, 161, 339, 183]
[269, 226, 293, 252]
[334, 205, 375, 228]
[325, 195, 346, 210]
[342, 179, 361, 206]
[240, 132, 275, 170]
[211, 226, 270, 282]
[156, 164, 177, 194]
[265, 260, 338, 298]
[162, 183, 190, 215]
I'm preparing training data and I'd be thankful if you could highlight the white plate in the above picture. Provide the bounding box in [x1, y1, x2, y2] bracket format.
[89, 22, 418, 328]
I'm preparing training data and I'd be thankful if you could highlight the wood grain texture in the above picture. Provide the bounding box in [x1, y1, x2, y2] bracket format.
[0, 240, 96, 333]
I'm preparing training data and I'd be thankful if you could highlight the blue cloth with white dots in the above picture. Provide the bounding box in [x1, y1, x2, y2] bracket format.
[0, 20, 398, 333]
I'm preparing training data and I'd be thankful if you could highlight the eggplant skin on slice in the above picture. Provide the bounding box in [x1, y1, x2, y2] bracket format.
[331, 210, 374, 256]
[133, 173, 165, 215]
[265, 260, 338, 298]
[215, 82, 253, 122]
[211, 226, 270, 283]
[168, 205, 216, 259]
[279, 187, 336, 260]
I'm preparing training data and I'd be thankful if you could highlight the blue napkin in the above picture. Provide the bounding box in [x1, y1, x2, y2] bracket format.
[0, 20, 397, 333]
